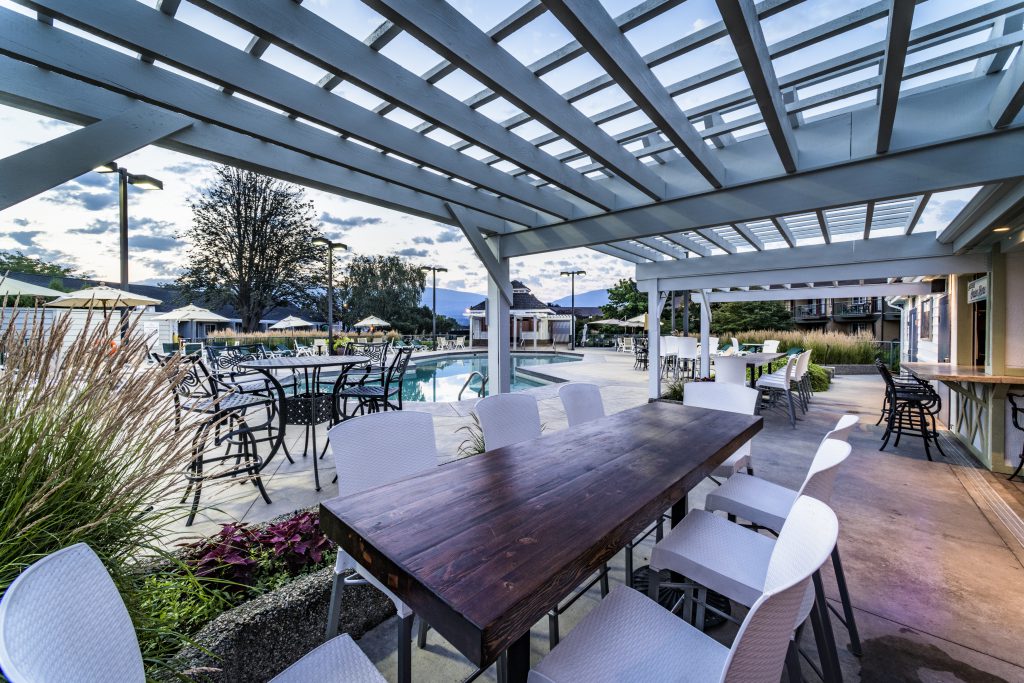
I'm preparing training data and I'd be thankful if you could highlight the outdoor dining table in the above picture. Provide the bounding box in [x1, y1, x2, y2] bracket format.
[240, 354, 369, 491]
[737, 351, 784, 388]
[320, 401, 762, 681]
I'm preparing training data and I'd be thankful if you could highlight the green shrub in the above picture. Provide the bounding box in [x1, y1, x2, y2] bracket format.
[0, 305, 203, 675]
[807, 363, 832, 392]
[735, 329, 884, 365]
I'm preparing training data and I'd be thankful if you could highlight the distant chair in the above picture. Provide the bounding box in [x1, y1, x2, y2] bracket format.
[453, 336, 466, 350]
[683, 382, 759, 480]
[325, 412, 437, 683]
[731, 336, 741, 353]
[712, 355, 747, 386]
[757, 354, 801, 428]
[708, 336, 720, 354]
[677, 336, 698, 379]
[161, 342, 178, 354]
[621, 337, 635, 354]
[762, 339, 781, 354]
[559, 383, 605, 427]
[474, 393, 541, 450]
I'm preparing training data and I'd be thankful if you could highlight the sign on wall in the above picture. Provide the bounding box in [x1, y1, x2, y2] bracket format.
[967, 276, 988, 304]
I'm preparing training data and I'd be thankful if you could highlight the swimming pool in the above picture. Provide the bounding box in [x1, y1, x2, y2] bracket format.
[403, 353, 581, 403]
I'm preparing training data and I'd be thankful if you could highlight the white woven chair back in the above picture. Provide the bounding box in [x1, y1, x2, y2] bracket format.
[824, 414, 859, 443]
[677, 335, 698, 359]
[559, 383, 605, 428]
[709, 336, 720, 353]
[762, 340, 780, 353]
[713, 356, 747, 386]
[796, 349, 812, 377]
[684, 382, 759, 416]
[0, 543, 145, 683]
[475, 393, 542, 450]
[329, 411, 437, 498]
[798, 438, 852, 504]
[731, 337, 741, 352]
[721, 497, 838, 683]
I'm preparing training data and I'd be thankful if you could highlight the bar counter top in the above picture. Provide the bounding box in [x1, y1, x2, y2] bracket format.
[902, 362, 1023, 385]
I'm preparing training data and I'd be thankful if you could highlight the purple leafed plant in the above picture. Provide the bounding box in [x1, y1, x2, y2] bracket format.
[182, 512, 336, 588]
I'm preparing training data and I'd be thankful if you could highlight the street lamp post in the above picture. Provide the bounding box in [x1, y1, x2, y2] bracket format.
[420, 266, 448, 350]
[94, 162, 163, 293]
[312, 238, 349, 354]
[95, 162, 162, 339]
[560, 269, 586, 351]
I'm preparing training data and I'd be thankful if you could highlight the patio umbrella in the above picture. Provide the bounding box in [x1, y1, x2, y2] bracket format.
[154, 303, 229, 340]
[589, 318, 627, 326]
[269, 315, 315, 330]
[0, 276, 63, 299]
[623, 314, 646, 328]
[353, 315, 390, 329]
[45, 285, 161, 309]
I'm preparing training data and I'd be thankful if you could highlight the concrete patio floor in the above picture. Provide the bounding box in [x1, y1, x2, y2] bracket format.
[171, 350, 1024, 682]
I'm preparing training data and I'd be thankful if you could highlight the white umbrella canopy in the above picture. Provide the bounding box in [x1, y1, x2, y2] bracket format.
[153, 303, 229, 323]
[353, 315, 390, 328]
[623, 314, 646, 327]
[0, 276, 63, 298]
[269, 315, 315, 330]
[589, 318, 627, 326]
[45, 285, 161, 309]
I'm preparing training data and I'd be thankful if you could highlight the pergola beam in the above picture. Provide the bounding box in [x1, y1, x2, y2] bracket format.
[0, 104, 192, 211]
[732, 223, 764, 250]
[0, 57, 507, 231]
[990, 43, 1024, 128]
[196, 0, 616, 211]
[938, 180, 1024, 251]
[364, 0, 667, 201]
[905, 193, 931, 234]
[705, 282, 931, 302]
[877, 0, 916, 154]
[500, 124, 1024, 256]
[0, 12, 539, 228]
[19, 0, 575, 220]
[448, 204, 514, 305]
[543, 0, 725, 189]
[695, 228, 737, 254]
[863, 201, 875, 239]
[716, 0, 798, 172]
[588, 244, 650, 263]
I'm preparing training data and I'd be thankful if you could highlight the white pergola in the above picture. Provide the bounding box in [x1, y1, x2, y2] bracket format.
[1, 0, 1023, 395]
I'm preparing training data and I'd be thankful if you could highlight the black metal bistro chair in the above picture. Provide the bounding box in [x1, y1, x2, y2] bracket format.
[876, 359, 946, 461]
[1007, 393, 1024, 481]
[332, 346, 413, 418]
[153, 353, 274, 526]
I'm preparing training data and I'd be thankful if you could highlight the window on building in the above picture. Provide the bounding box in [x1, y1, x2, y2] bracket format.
[920, 299, 933, 340]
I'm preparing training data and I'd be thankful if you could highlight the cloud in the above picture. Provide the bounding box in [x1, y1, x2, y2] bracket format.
[933, 199, 966, 222]
[12, 218, 29, 227]
[70, 219, 116, 235]
[413, 236, 434, 245]
[436, 230, 461, 243]
[164, 161, 206, 174]
[43, 187, 117, 212]
[446, 279, 467, 290]
[396, 247, 429, 257]
[73, 173, 113, 189]
[130, 235, 179, 251]
[320, 212, 382, 228]
[9, 231, 42, 247]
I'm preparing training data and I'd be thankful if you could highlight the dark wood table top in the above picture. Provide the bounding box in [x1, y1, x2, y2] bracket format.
[239, 355, 369, 370]
[320, 401, 762, 667]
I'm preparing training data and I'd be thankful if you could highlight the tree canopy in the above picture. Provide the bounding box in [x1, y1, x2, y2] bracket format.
[339, 255, 425, 331]
[600, 278, 647, 320]
[175, 167, 325, 331]
[710, 301, 794, 334]
[0, 250, 77, 279]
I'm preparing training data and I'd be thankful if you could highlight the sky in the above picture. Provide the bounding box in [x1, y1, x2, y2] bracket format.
[0, 0, 987, 300]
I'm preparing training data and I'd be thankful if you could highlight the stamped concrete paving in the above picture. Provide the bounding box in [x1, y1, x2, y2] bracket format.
[170, 350, 1024, 682]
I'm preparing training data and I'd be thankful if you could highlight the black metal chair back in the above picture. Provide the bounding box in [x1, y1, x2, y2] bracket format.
[351, 341, 389, 368]
[384, 346, 413, 390]
[1009, 393, 1024, 432]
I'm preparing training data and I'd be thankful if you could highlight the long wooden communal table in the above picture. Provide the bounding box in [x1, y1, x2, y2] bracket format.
[320, 401, 762, 681]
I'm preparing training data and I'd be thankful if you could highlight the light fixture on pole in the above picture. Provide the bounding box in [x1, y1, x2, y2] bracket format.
[560, 269, 586, 351]
[94, 162, 163, 293]
[420, 265, 448, 350]
[312, 237, 349, 354]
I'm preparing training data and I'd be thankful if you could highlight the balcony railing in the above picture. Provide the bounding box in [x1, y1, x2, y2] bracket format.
[832, 301, 877, 317]
[794, 303, 829, 320]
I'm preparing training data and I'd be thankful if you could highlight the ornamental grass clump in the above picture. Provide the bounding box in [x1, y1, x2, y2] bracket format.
[0, 301, 207, 672]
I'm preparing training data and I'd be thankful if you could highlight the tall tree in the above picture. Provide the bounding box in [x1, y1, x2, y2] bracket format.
[340, 255, 425, 329]
[710, 301, 794, 334]
[0, 250, 77, 279]
[600, 278, 647, 320]
[176, 167, 324, 331]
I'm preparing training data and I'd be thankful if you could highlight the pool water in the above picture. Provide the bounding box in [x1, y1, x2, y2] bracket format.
[403, 353, 581, 403]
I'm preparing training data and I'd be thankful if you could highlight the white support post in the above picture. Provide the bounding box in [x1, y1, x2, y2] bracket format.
[489, 270, 511, 394]
[647, 287, 661, 400]
[699, 289, 712, 379]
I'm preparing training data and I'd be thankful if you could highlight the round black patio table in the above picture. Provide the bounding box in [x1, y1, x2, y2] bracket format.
[241, 355, 369, 491]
